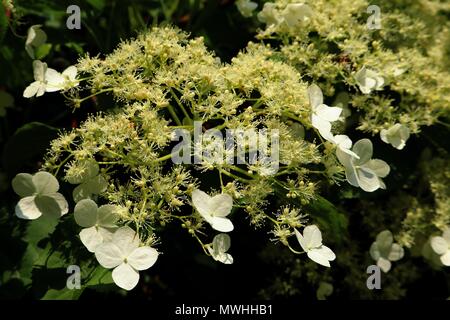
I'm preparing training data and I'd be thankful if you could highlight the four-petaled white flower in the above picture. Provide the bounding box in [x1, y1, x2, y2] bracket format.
[67, 159, 108, 203]
[25, 25, 47, 59]
[207, 234, 234, 264]
[12, 171, 68, 220]
[370, 230, 404, 273]
[308, 84, 342, 142]
[23, 61, 79, 98]
[95, 226, 159, 291]
[430, 228, 450, 266]
[295, 225, 336, 267]
[281, 3, 313, 27]
[380, 123, 410, 150]
[192, 189, 234, 232]
[236, 0, 257, 18]
[74, 199, 119, 252]
[336, 138, 390, 192]
[354, 66, 384, 94]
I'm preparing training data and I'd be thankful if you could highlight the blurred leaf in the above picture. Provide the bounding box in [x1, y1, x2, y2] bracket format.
[306, 196, 348, 244]
[3, 122, 58, 174]
[87, 0, 106, 11]
[34, 43, 52, 60]
[0, 2, 7, 44]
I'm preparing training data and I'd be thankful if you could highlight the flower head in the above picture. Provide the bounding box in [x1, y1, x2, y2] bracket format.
[295, 225, 336, 267]
[336, 139, 390, 192]
[12, 171, 68, 220]
[95, 226, 159, 290]
[370, 230, 404, 272]
[74, 199, 119, 252]
[192, 189, 234, 232]
[380, 123, 410, 150]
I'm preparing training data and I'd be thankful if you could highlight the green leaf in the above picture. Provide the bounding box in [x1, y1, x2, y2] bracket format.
[34, 43, 53, 60]
[306, 196, 348, 244]
[41, 288, 83, 300]
[0, 3, 7, 45]
[86, 0, 106, 10]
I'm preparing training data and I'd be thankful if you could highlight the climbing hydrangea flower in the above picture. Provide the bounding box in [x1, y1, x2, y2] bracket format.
[257, 2, 279, 26]
[207, 234, 233, 264]
[354, 66, 385, 94]
[25, 25, 47, 59]
[95, 226, 159, 291]
[336, 139, 390, 192]
[236, 0, 257, 18]
[192, 189, 234, 232]
[380, 123, 410, 150]
[295, 225, 336, 267]
[332, 135, 359, 158]
[23, 61, 79, 98]
[12, 171, 68, 220]
[308, 84, 342, 142]
[74, 199, 119, 252]
[430, 228, 450, 266]
[370, 230, 404, 273]
[66, 159, 108, 203]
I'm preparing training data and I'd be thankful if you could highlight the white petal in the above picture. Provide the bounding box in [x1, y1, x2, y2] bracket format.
[376, 230, 394, 252]
[307, 246, 336, 267]
[213, 252, 234, 264]
[294, 228, 307, 252]
[356, 167, 380, 192]
[74, 199, 98, 227]
[95, 242, 123, 268]
[49, 192, 69, 216]
[315, 104, 342, 122]
[15, 196, 41, 220]
[62, 66, 77, 80]
[45, 69, 65, 92]
[308, 84, 323, 108]
[127, 247, 159, 271]
[97, 204, 119, 228]
[80, 227, 104, 253]
[209, 193, 233, 217]
[23, 82, 40, 98]
[302, 225, 323, 249]
[112, 226, 140, 255]
[209, 216, 234, 232]
[377, 257, 392, 273]
[365, 159, 390, 178]
[388, 243, 404, 262]
[34, 194, 68, 218]
[440, 251, 450, 266]
[112, 263, 140, 291]
[32, 171, 59, 194]
[431, 236, 448, 255]
[370, 242, 381, 261]
[12, 173, 35, 197]
[212, 233, 231, 253]
[311, 115, 334, 141]
[33, 60, 47, 82]
[352, 139, 373, 165]
[192, 189, 212, 218]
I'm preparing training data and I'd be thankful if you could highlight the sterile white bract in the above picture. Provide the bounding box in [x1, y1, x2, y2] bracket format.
[295, 225, 336, 267]
[192, 189, 234, 232]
